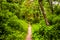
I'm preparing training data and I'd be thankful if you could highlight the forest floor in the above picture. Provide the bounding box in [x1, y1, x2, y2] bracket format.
[26, 23, 32, 40]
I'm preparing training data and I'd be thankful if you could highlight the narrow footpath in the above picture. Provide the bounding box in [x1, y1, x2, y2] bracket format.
[26, 23, 32, 40]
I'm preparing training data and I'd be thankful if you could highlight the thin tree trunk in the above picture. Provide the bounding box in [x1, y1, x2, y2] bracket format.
[48, 0, 53, 13]
[38, 0, 50, 25]
[58, 0, 60, 5]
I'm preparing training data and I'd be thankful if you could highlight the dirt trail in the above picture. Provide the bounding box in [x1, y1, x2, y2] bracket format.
[26, 23, 32, 40]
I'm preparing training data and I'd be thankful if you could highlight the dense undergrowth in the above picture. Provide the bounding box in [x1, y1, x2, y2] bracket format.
[0, 11, 28, 40]
[32, 4, 60, 40]
[0, 0, 60, 40]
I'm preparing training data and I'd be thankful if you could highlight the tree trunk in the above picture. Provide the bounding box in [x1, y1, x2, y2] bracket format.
[48, 0, 53, 13]
[38, 0, 50, 25]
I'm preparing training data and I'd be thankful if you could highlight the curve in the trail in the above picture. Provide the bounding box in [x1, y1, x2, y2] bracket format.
[26, 23, 32, 40]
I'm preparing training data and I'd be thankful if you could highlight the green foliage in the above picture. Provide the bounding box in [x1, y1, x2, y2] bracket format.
[0, 11, 28, 40]
[32, 1, 60, 40]
[54, 5, 60, 15]
[0, 0, 28, 40]
[0, 0, 60, 40]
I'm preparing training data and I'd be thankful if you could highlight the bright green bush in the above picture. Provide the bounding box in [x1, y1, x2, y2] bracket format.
[0, 10, 28, 40]
[0, 0, 28, 40]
